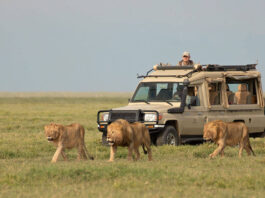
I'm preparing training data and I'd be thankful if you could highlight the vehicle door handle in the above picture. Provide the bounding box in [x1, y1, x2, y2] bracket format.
[197, 112, 202, 115]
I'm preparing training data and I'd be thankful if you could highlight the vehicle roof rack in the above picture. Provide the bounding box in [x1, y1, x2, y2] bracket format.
[205, 64, 257, 71]
[153, 64, 257, 72]
[155, 66, 194, 70]
[137, 63, 257, 79]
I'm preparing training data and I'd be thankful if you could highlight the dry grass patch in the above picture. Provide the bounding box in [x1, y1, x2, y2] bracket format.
[0, 96, 265, 198]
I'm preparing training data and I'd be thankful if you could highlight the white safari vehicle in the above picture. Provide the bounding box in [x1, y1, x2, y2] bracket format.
[97, 64, 265, 145]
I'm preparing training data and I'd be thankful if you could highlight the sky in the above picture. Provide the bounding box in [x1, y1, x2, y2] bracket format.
[0, 0, 265, 92]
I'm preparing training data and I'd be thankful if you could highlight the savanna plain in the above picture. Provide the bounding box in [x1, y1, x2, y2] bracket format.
[0, 93, 265, 198]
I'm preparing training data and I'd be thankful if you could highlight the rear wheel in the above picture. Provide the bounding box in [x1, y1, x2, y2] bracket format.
[156, 125, 180, 146]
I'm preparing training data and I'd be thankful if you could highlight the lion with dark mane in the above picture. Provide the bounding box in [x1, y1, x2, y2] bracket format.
[44, 123, 94, 163]
[107, 119, 152, 162]
[203, 120, 255, 158]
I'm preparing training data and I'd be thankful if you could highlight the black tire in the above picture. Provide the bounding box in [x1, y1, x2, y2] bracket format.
[102, 134, 109, 146]
[156, 125, 180, 146]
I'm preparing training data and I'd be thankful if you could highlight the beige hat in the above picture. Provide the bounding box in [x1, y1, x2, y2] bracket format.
[182, 51, 190, 57]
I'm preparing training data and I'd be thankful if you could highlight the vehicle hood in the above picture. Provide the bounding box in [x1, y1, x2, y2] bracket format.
[112, 102, 181, 113]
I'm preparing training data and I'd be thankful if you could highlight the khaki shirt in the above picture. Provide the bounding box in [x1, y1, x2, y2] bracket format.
[178, 60, 194, 66]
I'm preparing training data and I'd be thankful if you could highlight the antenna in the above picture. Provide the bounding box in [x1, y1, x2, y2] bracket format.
[256, 58, 259, 65]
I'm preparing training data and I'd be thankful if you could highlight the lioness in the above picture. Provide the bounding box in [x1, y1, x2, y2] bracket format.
[203, 120, 255, 158]
[107, 119, 152, 162]
[44, 123, 94, 163]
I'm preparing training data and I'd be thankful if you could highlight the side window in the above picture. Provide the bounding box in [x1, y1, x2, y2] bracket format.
[186, 86, 200, 106]
[208, 83, 221, 105]
[226, 84, 235, 105]
[226, 79, 257, 105]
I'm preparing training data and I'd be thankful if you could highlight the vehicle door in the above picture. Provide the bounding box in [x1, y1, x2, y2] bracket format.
[181, 84, 206, 135]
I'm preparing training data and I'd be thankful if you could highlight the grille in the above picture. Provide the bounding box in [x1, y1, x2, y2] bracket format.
[110, 110, 141, 123]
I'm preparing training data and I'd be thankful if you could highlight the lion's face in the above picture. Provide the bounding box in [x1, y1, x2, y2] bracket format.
[44, 124, 60, 142]
[203, 123, 217, 141]
[107, 122, 123, 146]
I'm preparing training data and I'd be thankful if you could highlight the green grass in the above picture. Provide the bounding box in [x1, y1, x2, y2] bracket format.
[0, 96, 265, 198]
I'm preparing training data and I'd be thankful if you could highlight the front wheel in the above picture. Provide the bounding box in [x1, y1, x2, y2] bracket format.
[156, 125, 180, 146]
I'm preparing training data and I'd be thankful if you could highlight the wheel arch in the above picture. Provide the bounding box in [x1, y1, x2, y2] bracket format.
[165, 120, 179, 131]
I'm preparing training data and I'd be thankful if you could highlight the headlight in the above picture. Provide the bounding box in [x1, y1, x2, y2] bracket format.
[144, 113, 157, 122]
[100, 112, 109, 122]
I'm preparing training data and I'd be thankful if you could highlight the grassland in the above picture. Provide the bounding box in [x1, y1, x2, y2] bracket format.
[0, 94, 265, 198]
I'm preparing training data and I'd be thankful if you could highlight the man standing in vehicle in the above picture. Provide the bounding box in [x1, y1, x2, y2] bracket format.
[178, 51, 194, 66]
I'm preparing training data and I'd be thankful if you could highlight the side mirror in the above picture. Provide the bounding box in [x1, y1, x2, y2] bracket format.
[128, 98, 131, 102]
[183, 79, 190, 86]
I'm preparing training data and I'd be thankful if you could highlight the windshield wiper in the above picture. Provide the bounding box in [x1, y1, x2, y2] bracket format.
[132, 100, 150, 104]
[165, 100, 173, 106]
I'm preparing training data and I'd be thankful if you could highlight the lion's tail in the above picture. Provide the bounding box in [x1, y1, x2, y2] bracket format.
[246, 127, 255, 156]
[247, 139, 255, 156]
[80, 126, 94, 160]
[142, 126, 152, 162]
[83, 145, 94, 160]
[249, 144, 255, 156]
[142, 144, 148, 155]
[142, 125, 149, 155]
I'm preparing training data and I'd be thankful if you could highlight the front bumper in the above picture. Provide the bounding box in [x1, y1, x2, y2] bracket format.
[98, 124, 165, 135]
[97, 109, 163, 134]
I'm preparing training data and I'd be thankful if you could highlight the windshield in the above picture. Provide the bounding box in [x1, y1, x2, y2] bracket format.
[131, 82, 184, 102]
